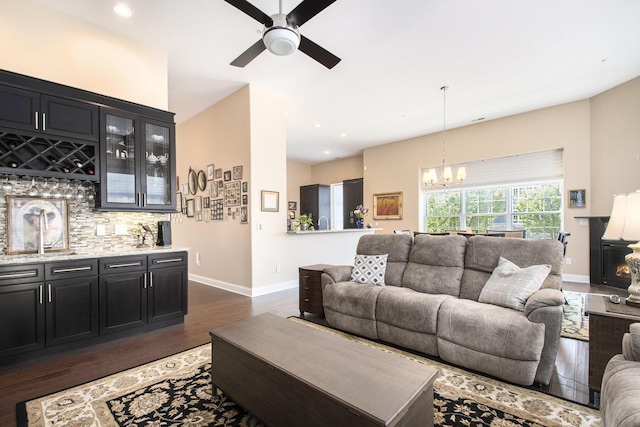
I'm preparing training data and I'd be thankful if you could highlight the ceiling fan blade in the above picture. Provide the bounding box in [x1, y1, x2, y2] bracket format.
[230, 39, 266, 67]
[288, 0, 337, 27]
[224, 0, 272, 26]
[298, 36, 341, 69]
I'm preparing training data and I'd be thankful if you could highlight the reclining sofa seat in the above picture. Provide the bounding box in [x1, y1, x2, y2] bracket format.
[322, 233, 565, 386]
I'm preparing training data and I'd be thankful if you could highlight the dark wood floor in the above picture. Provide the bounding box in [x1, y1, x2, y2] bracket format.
[0, 280, 620, 425]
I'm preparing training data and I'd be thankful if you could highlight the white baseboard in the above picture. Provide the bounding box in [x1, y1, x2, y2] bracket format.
[188, 273, 298, 297]
[562, 274, 590, 283]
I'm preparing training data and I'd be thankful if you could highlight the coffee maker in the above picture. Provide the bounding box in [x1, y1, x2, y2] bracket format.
[157, 221, 172, 246]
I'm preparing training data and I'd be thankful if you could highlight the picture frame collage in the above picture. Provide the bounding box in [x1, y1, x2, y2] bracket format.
[178, 164, 248, 224]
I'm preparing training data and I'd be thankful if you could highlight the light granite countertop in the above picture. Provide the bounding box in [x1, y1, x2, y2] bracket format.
[0, 246, 190, 265]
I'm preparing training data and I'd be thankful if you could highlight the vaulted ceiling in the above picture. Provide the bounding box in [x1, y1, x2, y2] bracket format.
[27, 0, 640, 164]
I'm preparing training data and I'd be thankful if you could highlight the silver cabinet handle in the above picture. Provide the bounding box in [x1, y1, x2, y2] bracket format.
[35, 112, 39, 130]
[42, 112, 46, 131]
[39, 284, 43, 305]
[155, 258, 182, 264]
[48, 283, 52, 303]
[137, 193, 141, 207]
[142, 193, 147, 207]
[52, 266, 92, 274]
[108, 262, 141, 268]
[0, 271, 38, 279]
[143, 273, 147, 289]
[149, 271, 153, 288]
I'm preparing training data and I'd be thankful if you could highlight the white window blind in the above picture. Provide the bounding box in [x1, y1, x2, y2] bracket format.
[436, 149, 564, 187]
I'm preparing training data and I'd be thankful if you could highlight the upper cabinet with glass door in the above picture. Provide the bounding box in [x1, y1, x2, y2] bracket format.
[98, 110, 176, 212]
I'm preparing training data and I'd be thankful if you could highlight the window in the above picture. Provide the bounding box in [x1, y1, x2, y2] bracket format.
[422, 150, 564, 239]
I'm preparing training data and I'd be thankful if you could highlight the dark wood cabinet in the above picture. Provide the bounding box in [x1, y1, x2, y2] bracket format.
[0, 85, 99, 142]
[44, 259, 99, 347]
[0, 264, 45, 358]
[299, 265, 329, 318]
[343, 178, 363, 229]
[300, 184, 330, 230]
[97, 109, 176, 212]
[0, 251, 187, 363]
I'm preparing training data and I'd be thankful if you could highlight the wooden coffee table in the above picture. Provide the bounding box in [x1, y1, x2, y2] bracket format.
[209, 313, 437, 426]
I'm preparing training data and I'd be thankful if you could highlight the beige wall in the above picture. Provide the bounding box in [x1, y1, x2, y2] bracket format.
[590, 77, 640, 215]
[311, 156, 364, 184]
[0, 0, 168, 110]
[174, 86, 252, 290]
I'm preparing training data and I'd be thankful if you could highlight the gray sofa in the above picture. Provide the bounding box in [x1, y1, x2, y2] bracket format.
[322, 233, 565, 386]
[601, 323, 640, 426]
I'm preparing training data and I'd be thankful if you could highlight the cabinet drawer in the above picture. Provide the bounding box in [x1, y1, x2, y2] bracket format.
[148, 252, 187, 270]
[45, 259, 98, 280]
[99, 256, 147, 275]
[0, 264, 44, 285]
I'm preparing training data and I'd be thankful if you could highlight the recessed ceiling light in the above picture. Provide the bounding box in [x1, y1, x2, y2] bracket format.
[324, 150, 330, 155]
[314, 123, 322, 128]
[340, 133, 347, 137]
[113, 3, 132, 17]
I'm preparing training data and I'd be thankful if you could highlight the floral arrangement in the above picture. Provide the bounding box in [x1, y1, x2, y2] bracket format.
[353, 205, 369, 218]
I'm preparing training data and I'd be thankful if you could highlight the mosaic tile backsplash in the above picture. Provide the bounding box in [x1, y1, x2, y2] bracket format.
[0, 179, 169, 255]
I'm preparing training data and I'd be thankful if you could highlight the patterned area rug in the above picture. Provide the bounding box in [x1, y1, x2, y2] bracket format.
[19, 318, 601, 427]
[562, 291, 589, 341]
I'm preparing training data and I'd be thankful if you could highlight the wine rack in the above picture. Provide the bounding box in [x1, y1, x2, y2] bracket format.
[0, 130, 98, 181]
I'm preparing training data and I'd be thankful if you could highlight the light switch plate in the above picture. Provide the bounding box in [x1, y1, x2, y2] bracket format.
[96, 224, 106, 236]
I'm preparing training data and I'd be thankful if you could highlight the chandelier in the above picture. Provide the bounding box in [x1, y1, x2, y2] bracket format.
[424, 86, 466, 188]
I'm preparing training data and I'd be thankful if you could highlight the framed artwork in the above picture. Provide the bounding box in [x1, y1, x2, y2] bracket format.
[261, 190, 279, 212]
[207, 164, 215, 180]
[373, 192, 403, 220]
[210, 184, 218, 198]
[215, 168, 222, 179]
[218, 180, 223, 189]
[176, 192, 182, 211]
[196, 213, 202, 222]
[197, 170, 207, 191]
[223, 170, 232, 181]
[288, 201, 297, 210]
[224, 181, 242, 206]
[211, 199, 224, 220]
[242, 194, 248, 205]
[176, 175, 180, 192]
[7, 197, 69, 254]
[186, 199, 195, 217]
[240, 206, 248, 224]
[195, 196, 202, 213]
[233, 165, 243, 180]
[203, 197, 210, 209]
[204, 210, 210, 222]
[188, 169, 197, 195]
[182, 183, 188, 195]
[289, 211, 296, 219]
[242, 181, 248, 193]
[569, 189, 586, 208]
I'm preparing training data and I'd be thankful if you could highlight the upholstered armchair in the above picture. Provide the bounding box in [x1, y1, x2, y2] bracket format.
[601, 323, 640, 426]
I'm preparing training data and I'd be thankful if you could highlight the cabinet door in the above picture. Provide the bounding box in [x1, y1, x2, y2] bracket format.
[99, 271, 147, 334]
[148, 267, 187, 323]
[0, 282, 45, 357]
[46, 277, 99, 346]
[142, 119, 175, 210]
[40, 95, 99, 142]
[343, 178, 363, 229]
[0, 84, 38, 132]
[99, 111, 143, 209]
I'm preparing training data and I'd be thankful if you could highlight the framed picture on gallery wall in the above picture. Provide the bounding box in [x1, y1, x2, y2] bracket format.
[568, 189, 586, 208]
[233, 165, 243, 180]
[195, 196, 202, 213]
[207, 164, 215, 180]
[288, 201, 297, 210]
[261, 190, 279, 212]
[215, 168, 222, 179]
[224, 170, 232, 181]
[186, 199, 194, 217]
[373, 192, 403, 220]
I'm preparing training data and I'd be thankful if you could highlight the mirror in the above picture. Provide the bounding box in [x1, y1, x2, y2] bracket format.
[197, 170, 207, 191]
[188, 168, 197, 195]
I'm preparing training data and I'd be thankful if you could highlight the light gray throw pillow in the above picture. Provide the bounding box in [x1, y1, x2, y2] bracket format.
[479, 256, 551, 311]
[350, 254, 388, 286]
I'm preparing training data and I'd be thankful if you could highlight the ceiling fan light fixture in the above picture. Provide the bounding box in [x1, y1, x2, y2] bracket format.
[263, 13, 300, 56]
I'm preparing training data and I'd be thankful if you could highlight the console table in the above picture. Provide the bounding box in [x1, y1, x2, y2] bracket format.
[585, 293, 640, 403]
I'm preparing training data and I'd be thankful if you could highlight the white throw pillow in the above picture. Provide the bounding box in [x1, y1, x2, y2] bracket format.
[478, 257, 551, 311]
[350, 254, 388, 286]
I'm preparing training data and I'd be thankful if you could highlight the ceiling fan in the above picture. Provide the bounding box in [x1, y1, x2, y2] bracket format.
[224, 0, 341, 69]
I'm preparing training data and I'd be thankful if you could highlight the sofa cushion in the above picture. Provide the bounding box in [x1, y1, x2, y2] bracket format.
[322, 281, 385, 339]
[350, 254, 388, 286]
[402, 235, 467, 296]
[601, 354, 640, 427]
[478, 257, 551, 311]
[356, 234, 412, 287]
[376, 287, 453, 356]
[460, 235, 564, 301]
[437, 298, 546, 385]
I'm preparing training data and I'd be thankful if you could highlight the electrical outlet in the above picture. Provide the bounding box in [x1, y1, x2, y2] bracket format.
[566, 258, 572, 265]
[96, 224, 106, 236]
[276, 264, 281, 273]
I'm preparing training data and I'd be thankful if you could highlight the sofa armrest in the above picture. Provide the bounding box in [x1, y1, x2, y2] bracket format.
[321, 265, 353, 285]
[524, 288, 564, 317]
[622, 323, 640, 362]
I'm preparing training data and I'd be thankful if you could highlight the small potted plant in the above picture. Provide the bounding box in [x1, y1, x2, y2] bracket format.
[298, 213, 314, 231]
[353, 205, 369, 229]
